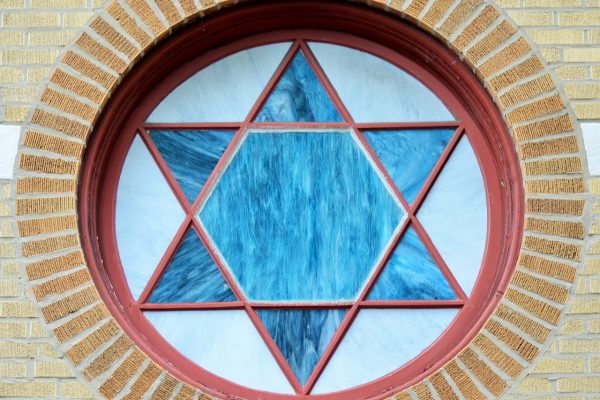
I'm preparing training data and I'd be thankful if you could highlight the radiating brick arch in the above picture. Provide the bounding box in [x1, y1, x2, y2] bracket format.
[15, 0, 586, 398]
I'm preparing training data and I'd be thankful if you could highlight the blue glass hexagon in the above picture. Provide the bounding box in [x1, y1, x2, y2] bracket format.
[199, 130, 405, 302]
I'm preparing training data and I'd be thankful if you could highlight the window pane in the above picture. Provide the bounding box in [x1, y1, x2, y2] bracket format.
[144, 310, 294, 394]
[417, 136, 487, 296]
[312, 309, 458, 393]
[147, 43, 291, 122]
[149, 228, 236, 303]
[309, 42, 454, 122]
[200, 131, 404, 301]
[116, 135, 185, 300]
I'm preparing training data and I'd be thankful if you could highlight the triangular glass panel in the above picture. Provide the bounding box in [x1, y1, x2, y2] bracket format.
[255, 51, 342, 122]
[256, 309, 346, 386]
[367, 226, 456, 300]
[363, 129, 454, 204]
[149, 130, 235, 204]
[149, 228, 236, 303]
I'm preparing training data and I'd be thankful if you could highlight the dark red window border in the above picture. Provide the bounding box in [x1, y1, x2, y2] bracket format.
[80, 2, 524, 399]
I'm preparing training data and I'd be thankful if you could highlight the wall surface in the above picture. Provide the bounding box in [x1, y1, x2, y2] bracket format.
[0, 0, 599, 399]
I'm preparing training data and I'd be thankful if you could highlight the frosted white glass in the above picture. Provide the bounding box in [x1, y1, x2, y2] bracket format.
[148, 43, 291, 122]
[144, 310, 294, 394]
[417, 136, 487, 296]
[309, 42, 454, 122]
[116, 136, 185, 300]
[312, 309, 458, 393]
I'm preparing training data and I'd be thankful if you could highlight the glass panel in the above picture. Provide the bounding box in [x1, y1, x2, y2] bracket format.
[116, 135, 185, 300]
[149, 229, 236, 303]
[363, 129, 454, 204]
[312, 309, 458, 394]
[149, 130, 235, 204]
[256, 309, 346, 386]
[147, 43, 291, 122]
[255, 51, 342, 122]
[309, 42, 454, 122]
[145, 310, 294, 394]
[367, 227, 455, 300]
[417, 136, 487, 296]
[200, 131, 404, 301]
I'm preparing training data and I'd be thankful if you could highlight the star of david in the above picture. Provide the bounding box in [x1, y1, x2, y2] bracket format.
[129, 40, 468, 395]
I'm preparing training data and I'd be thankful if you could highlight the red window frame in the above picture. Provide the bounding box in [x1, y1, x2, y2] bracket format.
[80, 3, 524, 399]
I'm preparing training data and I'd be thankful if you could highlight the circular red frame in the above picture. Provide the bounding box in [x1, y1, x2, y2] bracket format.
[80, 2, 524, 400]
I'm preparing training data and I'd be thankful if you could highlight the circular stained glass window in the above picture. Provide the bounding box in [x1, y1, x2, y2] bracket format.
[82, 5, 523, 400]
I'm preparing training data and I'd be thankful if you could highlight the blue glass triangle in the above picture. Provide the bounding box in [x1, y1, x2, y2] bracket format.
[363, 129, 454, 204]
[367, 227, 456, 300]
[149, 130, 235, 204]
[149, 229, 236, 303]
[256, 309, 346, 386]
[255, 52, 343, 122]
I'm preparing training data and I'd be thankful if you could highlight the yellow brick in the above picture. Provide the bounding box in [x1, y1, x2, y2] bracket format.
[0, 31, 24, 45]
[554, 66, 587, 81]
[573, 103, 600, 120]
[31, 0, 87, 7]
[495, 0, 521, 6]
[0, 67, 24, 83]
[2, 48, 60, 65]
[3, 86, 37, 103]
[590, 279, 600, 293]
[540, 47, 561, 63]
[0, 362, 26, 378]
[1, 262, 19, 277]
[0, 242, 16, 258]
[29, 30, 75, 46]
[560, 319, 584, 335]
[592, 319, 600, 333]
[527, 29, 585, 45]
[34, 361, 75, 378]
[558, 377, 600, 392]
[0, 322, 26, 338]
[560, 11, 600, 26]
[565, 83, 600, 99]
[0, 0, 23, 7]
[507, 11, 552, 26]
[565, 48, 600, 62]
[515, 378, 552, 393]
[60, 382, 95, 399]
[0, 301, 36, 317]
[0, 342, 38, 358]
[524, 0, 581, 6]
[0, 280, 19, 297]
[30, 321, 49, 337]
[1, 184, 10, 199]
[5, 106, 29, 122]
[588, 30, 600, 44]
[40, 343, 61, 358]
[3, 12, 59, 27]
[0, 382, 56, 397]
[0, 221, 12, 237]
[560, 339, 600, 353]
[27, 67, 49, 83]
[63, 12, 93, 28]
[532, 357, 585, 373]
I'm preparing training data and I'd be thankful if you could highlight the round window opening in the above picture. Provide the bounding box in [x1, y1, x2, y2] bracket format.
[81, 3, 524, 399]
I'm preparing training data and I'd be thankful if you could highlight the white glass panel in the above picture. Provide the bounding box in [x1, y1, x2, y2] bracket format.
[148, 43, 291, 122]
[312, 309, 458, 394]
[116, 136, 185, 300]
[144, 310, 294, 394]
[417, 136, 487, 296]
[309, 42, 454, 122]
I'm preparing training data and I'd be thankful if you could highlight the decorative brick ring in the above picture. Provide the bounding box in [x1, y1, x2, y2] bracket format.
[15, 0, 586, 398]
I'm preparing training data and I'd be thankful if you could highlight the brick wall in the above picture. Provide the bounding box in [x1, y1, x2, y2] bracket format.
[0, 0, 598, 399]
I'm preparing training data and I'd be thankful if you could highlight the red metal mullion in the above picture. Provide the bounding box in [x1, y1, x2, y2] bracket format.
[137, 215, 193, 304]
[250, 302, 353, 309]
[410, 126, 464, 215]
[243, 305, 305, 394]
[355, 121, 461, 130]
[143, 122, 242, 130]
[410, 215, 468, 302]
[359, 299, 464, 308]
[138, 127, 192, 213]
[138, 302, 245, 310]
[248, 122, 349, 129]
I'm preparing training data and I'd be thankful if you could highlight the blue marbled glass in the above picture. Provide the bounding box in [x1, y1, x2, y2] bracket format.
[368, 227, 455, 300]
[257, 309, 346, 385]
[255, 52, 342, 122]
[149, 130, 235, 204]
[199, 131, 404, 301]
[363, 129, 454, 204]
[150, 229, 236, 303]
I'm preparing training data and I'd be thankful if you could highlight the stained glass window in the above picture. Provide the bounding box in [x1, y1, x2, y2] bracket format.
[114, 39, 489, 396]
